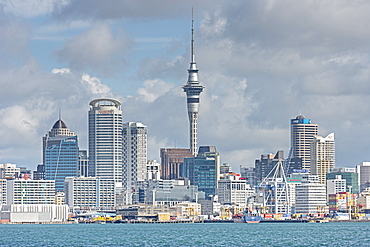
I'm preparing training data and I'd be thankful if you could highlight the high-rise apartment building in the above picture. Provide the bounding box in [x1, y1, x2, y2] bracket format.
[290, 115, 318, 170]
[182, 17, 204, 156]
[310, 133, 335, 184]
[44, 119, 79, 191]
[160, 148, 193, 180]
[88, 99, 122, 184]
[122, 122, 147, 191]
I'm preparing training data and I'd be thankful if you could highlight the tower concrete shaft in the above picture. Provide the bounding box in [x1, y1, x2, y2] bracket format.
[182, 16, 204, 156]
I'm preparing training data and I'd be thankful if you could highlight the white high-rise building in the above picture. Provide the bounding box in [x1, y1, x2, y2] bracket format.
[122, 122, 147, 203]
[290, 115, 318, 170]
[88, 99, 123, 184]
[182, 16, 204, 156]
[327, 175, 346, 195]
[310, 133, 335, 184]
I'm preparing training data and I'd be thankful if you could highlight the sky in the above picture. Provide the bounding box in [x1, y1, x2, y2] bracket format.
[1, 0, 370, 172]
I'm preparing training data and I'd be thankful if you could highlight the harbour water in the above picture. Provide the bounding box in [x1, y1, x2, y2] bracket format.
[0, 222, 369, 246]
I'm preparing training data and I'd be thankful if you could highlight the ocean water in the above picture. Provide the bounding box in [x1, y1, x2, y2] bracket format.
[0, 222, 369, 246]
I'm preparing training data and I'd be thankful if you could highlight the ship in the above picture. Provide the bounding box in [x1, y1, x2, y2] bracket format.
[244, 215, 262, 223]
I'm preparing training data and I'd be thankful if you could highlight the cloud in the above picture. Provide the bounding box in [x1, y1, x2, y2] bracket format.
[55, 22, 131, 75]
[137, 79, 175, 103]
[52, 0, 215, 21]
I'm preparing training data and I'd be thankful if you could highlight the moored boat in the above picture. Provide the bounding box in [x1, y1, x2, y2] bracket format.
[245, 215, 262, 223]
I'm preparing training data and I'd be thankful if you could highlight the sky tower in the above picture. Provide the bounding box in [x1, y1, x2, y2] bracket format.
[182, 14, 204, 157]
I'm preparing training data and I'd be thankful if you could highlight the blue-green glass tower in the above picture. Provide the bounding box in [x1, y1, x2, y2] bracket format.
[182, 146, 220, 197]
[44, 119, 79, 191]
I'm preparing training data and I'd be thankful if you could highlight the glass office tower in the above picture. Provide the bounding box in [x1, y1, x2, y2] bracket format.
[44, 119, 78, 191]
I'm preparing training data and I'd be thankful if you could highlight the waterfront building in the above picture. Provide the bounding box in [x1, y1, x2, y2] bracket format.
[43, 119, 79, 191]
[295, 182, 327, 214]
[122, 122, 147, 190]
[88, 99, 123, 183]
[4, 204, 69, 223]
[144, 178, 205, 206]
[290, 115, 318, 170]
[160, 148, 193, 180]
[239, 166, 256, 186]
[182, 146, 220, 197]
[198, 195, 221, 216]
[358, 188, 370, 212]
[6, 179, 55, 205]
[255, 150, 284, 186]
[33, 164, 45, 180]
[182, 17, 204, 156]
[356, 162, 370, 192]
[0, 163, 20, 179]
[0, 179, 7, 205]
[327, 175, 346, 195]
[175, 202, 201, 219]
[217, 173, 247, 207]
[64, 177, 116, 209]
[310, 133, 335, 184]
[327, 167, 358, 194]
[78, 150, 88, 177]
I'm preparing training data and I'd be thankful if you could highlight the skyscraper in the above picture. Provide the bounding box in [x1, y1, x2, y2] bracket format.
[160, 148, 193, 180]
[182, 16, 204, 156]
[290, 115, 318, 170]
[122, 122, 147, 191]
[44, 119, 79, 191]
[310, 133, 335, 184]
[182, 146, 220, 197]
[88, 99, 122, 184]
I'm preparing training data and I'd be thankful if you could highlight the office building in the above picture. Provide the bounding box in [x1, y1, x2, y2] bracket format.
[145, 160, 161, 181]
[182, 146, 220, 197]
[327, 175, 346, 195]
[220, 163, 232, 175]
[217, 173, 247, 207]
[6, 179, 55, 205]
[310, 133, 335, 184]
[145, 179, 205, 206]
[356, 162, 370, 192]
[160, 148, 193, 180]
[88, 99, 123, 183]
[240, 166, 256, 186]
[182, 18, 204, 156]
[64, 177, 116, 209]
[327, 167, 359, 194]
[33, 164, 45, 180]
[78, 150, 88, 177]
[290, 115, 318, 170]
[295, 182, 327, 214]
[122, 122, 147, 190]
[0, 163, 20, 179]
[255, 150, 285, 186]
[44, 119, 79, 191]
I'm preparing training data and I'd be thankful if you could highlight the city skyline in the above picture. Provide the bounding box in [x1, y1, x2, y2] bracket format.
[2, 1, 370, 171]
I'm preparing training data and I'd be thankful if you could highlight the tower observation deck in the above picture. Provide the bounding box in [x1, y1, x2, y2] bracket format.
[182, 14, 204, 157]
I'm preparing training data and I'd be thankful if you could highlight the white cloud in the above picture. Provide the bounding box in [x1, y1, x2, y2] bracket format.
[137, 79, 175, 103]
[55, 22, 131, 75]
